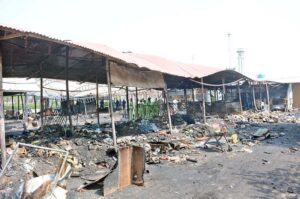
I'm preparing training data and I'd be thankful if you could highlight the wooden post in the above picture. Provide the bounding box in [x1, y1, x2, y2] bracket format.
[65, 46, 72, 130]
[33, 95, 37, 115]
[135, 87, 139, 119]
[40, 63, 44, 128]
[238, 81, 243, 113]
[126, 86, 129, 118]
[96, 72, 100, 126]
[252, 82, 258, 111]
[0, 48, 6, 167]
[106, 60, 117, 147]
[201, 78, 206, 123]
[266, 82, 270, 112]
[164, 87, 173, 132]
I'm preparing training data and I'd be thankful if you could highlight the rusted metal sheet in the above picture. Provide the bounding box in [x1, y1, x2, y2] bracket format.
[131, 146, 145, 186]
[103, 146, 145, 196]
[110, 62, 166, 89]
[118, 146, 132, 189]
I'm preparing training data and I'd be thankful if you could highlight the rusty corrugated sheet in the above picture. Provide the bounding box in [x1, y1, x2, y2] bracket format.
[0, 24, 222, 80]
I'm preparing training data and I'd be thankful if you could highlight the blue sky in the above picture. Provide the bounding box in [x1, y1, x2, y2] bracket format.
[1, 0, 300, 79]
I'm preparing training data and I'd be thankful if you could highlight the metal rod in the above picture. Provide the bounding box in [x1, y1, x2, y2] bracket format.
[126, 86, 129, 119]
[65, 46, 72, 130]
[201, 78, 206, 123]
[164, 87, 173, 132]
[238, 81, 243, 113]
[106, 60, 117, 147]
[266, 82, 270, 112]
[0, 48, 6, 167]
[135, 87, 139, 119]
[40, 63, 44, 128]
[96, 72, 100, 126]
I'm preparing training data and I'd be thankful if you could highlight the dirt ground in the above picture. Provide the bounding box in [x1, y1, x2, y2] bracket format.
[2, 115, 299, 199]
[101, 123, 300, 199]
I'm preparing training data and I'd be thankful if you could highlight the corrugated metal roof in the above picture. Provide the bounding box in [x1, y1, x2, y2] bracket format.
[1, 24, 222, 80]
[128, 53, 220, 78]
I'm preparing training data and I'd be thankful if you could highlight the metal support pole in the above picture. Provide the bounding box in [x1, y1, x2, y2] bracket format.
[23, 92, 28, 131]
[222, 78, 226, 101]
[222, 78, 227, 115]
[238, 81, 243, 113]
[17, 96, 19, 112]
[126, 86, 129, 118]
[83, 100, 87, 117]
[33, 95, 37, 115]
[135, 87, 139, 119]
[164, 87, 173, 132]
[96, 72, 100, 126]
[106, 60, 117, 147]
[55, 99, 58, 109]
[252, 82, 258, 111]
[259, 82, 262, 107]
[20, 94, 24, 118]
[11, 96, 14, 116]
[184, 88, 188, 109]
[65, 46, 72, 130]
[266, 82, 270, 112]
[17, 95, 20, 119]
[0, 48, 6, 167]
[192, 88, 195, 102]
[201, 78, 206, 123]
[40, 64, 44, 128]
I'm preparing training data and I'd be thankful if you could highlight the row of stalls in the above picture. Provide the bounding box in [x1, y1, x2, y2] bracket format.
[0, 24, 296, 167]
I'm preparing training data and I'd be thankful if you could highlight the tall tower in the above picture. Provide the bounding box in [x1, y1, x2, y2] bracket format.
[236, 48, 245, 74]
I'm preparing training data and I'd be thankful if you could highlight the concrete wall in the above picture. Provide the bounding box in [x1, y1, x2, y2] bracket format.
[292, 83, 300, 108]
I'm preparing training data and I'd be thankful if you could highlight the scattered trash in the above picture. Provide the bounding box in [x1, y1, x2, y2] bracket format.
[238, 147, 253, 153]
[252, 128, 270, 140]
[0, 110, 293, 197]
[186, 157, 198, 163]
[289, 147, 299, 153]
[287, 187, 294, 193]
[229, 134, 238, 144]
